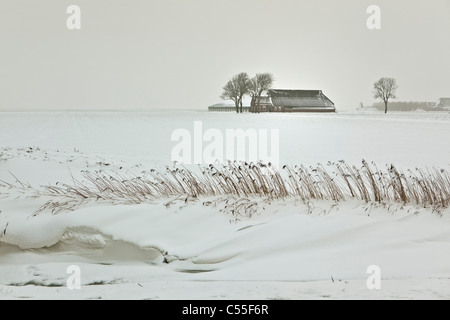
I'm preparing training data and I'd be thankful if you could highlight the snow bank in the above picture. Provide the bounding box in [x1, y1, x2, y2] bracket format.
[1, 197, 450, 282]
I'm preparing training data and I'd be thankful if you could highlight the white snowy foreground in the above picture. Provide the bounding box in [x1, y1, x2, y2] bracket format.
[0, 111, 450, 300]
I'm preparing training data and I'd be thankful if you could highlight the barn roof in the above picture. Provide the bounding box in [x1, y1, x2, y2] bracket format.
[268, 89, 335, 110]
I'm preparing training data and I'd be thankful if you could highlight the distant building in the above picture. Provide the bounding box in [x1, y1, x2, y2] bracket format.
[437, 98, 450, 109]
[372, 101, 449, 112]
[268, 89, 335, 113]
[208, 103, 250, 112]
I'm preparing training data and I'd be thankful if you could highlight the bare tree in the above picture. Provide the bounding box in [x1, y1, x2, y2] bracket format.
[249, 73, 274, 113]
[373, 77, 398, 114]
[220, 73, 250, 113]
[220, 79, 240, 113]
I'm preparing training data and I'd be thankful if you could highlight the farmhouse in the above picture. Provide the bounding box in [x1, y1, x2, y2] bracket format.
[210, 89, 336, 113]
[437, 98, 450, 109]
[249, 96, 274, 112]
[268, 89, 336, 113]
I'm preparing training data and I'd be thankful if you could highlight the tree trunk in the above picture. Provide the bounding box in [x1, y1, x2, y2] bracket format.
[384, 101, 388, 114]
[256, 96, 261, 114]
[250, 96, 256, 113]
[235, 100, 239, 113]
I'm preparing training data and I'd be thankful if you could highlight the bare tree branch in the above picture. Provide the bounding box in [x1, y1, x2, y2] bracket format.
[220, 78, 240, 113]
[220, 73, 251, 113]
[248, 73, 274, 113]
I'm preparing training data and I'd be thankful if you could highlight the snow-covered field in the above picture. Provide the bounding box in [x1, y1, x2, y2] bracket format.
[1, 110, 450, 300]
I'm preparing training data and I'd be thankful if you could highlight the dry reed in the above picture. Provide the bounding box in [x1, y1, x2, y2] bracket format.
[32, 160, 449, 211]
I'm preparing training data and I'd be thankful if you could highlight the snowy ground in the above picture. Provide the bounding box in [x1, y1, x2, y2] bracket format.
[1, 110, 450, 300]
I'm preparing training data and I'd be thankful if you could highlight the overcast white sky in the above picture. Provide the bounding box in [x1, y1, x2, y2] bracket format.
[0, 0, 449, 111]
